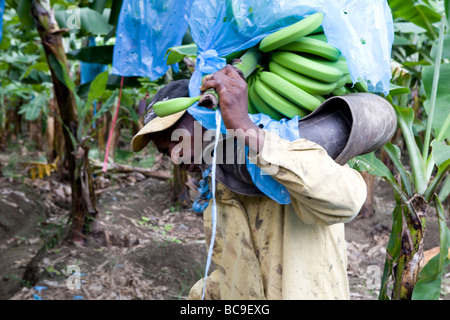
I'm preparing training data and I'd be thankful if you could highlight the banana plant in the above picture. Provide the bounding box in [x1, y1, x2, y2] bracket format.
[350, 11, 450, 299]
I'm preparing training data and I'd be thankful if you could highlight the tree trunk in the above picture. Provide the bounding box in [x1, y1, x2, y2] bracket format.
[359, 171, 375, 219]
[28, 120, 43, 151]
[46, 96, 65, 164]
[392, 196, 428, 299]
[31, 0, 98, 244]
[0, 94, 8, 150]
[98, 111, 111, 160]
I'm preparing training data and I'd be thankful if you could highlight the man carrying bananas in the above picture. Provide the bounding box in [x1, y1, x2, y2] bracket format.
[132, 65, 396, 300]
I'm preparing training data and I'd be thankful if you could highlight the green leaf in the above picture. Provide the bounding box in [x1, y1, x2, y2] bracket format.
[431, 140, 450, 167]
[121, 104, 140, 124]
[401, 60, 432, 68]
[348, 152, 395, 181]
[394, 22, 427, 34]
[422, 63, 450, 141]
[108, 0, 124, 27]
[47, 55, 76, 92]
[389, 83, 410, 96]
[21, 62, 50, 80]
[425, 159, 450, 202]
[78, 70, 109, 138]
[165, 43, 198, 65]
[119, 90, 134, 107]
[383, 143, 413, 196]
[87, 70, 109, 107]
[438, 175, 450, 200]
[435, 196, 450, 271]
[90, 0, 108, 13]
[393, 104, 427, 194]
[54, 7, 112, 35]
[88, 90, 118, 128]
[393, 34, 414, 46]
[18, 94, 49, 121]
[445, 0, 450, 27]
[16, 0, 33, 28]
[389, 0, 441, 38]
[430, 34, 450, 60]
[66, 46, 114, 65]
[0, 35, 11, 50]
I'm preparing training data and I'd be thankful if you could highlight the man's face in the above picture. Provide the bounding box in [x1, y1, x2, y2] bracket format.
[149, 113, 207, 173]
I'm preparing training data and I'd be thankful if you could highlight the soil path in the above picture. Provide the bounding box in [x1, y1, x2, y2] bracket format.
[0, 174, 448, 300]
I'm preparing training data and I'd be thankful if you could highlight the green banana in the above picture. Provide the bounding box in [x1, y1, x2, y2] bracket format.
[307, 33, 328, 42]
[314, 95, 327, 103]
[246, 76, 259, 114]
[334, 75, 349, 89]
[253, 77, 308, 118]
[311, 25, 324, 34]
[259, 12, 324, 52]
[153, 96, 201, 117]
[278, 36, 341, 61]
[346, 73, 353, 84]
[259, 71, 321, 112]
[248, 77, 285, 121]
[354, 79, 369, 92]
[269, 61, 337, 95]
[308, 55, 350, 75]
[331, 86, 347, 96]
[345, 85, 357, 94]
[271, 51, 344, 83]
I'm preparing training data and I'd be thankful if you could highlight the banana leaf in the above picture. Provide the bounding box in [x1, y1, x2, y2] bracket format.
[422, 63, 450, 142]
[388, 0, 441, 38]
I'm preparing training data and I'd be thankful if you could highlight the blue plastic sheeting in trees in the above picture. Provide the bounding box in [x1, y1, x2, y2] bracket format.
[80, 37, 108, 85]
[111, 0, 194, 79]
[112, 0, 395, 204]
[81, 37, 108, 129]
[0, 0, 5, 44]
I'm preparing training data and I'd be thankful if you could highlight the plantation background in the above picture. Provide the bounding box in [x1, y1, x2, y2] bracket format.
[0, 0, 449, 300]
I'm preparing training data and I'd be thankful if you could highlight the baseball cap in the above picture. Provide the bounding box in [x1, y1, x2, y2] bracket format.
[131, 79, 190, 152]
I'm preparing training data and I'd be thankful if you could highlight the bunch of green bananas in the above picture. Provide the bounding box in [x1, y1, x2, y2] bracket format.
[247, 11, 369, 120]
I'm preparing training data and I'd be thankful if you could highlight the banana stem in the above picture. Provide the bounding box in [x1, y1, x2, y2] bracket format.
[198, 47, 262, 110]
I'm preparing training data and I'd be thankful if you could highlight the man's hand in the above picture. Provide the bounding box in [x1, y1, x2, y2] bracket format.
[200, 65, 265, 153]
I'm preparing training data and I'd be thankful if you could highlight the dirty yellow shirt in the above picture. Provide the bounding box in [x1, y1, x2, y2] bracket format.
[188, 131, 367, 300]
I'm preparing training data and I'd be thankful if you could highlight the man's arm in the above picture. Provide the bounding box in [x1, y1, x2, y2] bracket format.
[201, 65, 367, 225]
[200, 65, 265, 154]
[249, 130, 367, 225]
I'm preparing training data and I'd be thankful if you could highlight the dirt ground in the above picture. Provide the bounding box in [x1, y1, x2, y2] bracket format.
[0, 161, 449, 300]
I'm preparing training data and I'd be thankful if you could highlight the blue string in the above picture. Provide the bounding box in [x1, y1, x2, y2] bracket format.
[93, 100, 97, 129]
[191, 109, 220, 300]
[192, 166, 212, 213]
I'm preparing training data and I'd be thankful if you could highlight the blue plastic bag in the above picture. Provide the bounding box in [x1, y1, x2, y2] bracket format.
[80, 37, 108, 85]
[112, 0, 394, 94]
[0, 0, 5, 44]
[111, 0, 194, 79]
[185, 0, 394, 96]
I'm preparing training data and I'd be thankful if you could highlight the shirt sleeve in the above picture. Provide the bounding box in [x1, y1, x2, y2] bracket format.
[248, 130, 367, 226]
